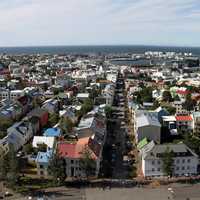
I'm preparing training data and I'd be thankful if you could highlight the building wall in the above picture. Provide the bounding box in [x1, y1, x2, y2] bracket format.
[64, 157, 100, 178]
[37, 163, 49, 177]
[142, 156, 198, 177]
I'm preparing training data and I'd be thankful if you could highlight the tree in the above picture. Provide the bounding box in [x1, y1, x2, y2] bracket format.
[80, 146, 96, 178]
[161, 147, 174, 176]
[37, 143, 48, 152]
[183, 133, 200, 155]
[183, 93, 196, 111]
[0, 155, 9, 181]
[0, 118, 13, 139]
[81, 99, 94, 115]
[48, 151, 66, 185]
[162, 90, 173, 102]
[104, 106, 113, 119]
[48, 113, 59, 127]
[0, 145, 20, 186]
[59, 117, 74, 134]
[77, 98, 94, 118]
[165, 105, 176, 115]
[23, 143, 33, 155]
[6, 145, 20, 186]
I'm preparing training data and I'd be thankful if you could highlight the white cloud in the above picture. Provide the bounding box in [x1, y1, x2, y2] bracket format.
[0, 0, 199, 46]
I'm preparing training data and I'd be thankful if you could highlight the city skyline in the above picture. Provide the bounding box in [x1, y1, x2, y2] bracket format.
[0, 0, 200, 47]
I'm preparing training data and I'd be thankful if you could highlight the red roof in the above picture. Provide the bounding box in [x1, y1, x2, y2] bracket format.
[176, 115, 193, 121]
[176, 90, 189, 95]
[58, 137, 97, 160]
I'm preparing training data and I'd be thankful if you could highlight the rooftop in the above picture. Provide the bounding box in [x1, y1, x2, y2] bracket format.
[43, 128, 61, 137]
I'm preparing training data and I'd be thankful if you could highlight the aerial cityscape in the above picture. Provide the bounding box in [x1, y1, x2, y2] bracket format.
[1, 0, 200, 200]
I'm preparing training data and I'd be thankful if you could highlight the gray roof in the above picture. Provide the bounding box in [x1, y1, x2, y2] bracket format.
[141, 142, 198, 159]
[136, 110, 161, 128]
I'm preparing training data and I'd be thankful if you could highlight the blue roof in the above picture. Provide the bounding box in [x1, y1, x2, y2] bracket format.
[36, 150, 52, 164]
[43, 128, 61, 137]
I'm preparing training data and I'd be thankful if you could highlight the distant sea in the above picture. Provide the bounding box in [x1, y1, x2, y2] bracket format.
[0, 45, 200, 56]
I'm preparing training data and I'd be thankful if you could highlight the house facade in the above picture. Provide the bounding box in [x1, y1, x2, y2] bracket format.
[141, 141, 199, 177]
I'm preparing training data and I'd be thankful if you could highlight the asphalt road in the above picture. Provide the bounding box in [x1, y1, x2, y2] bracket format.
[4, 184, 200, 200]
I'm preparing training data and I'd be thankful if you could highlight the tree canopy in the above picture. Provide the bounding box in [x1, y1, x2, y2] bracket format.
[161, 147, 174, 176]
[80, 146, 96, 178]
[48, 151, 66, 185]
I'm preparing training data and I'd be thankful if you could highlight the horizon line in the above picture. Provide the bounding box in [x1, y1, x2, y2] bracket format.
[0, 44, 200, 49]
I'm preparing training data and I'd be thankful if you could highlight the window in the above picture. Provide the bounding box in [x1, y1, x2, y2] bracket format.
[152, 161, 155, 165]
[176, 159, 180, 164]
[71, 160, 74, 164]
[182, 166, 185, 170]
[187, 159, 191, 163]
[40, 165, 44, 169]
[157, 160, 160, 165]
[40, 171, 44, 175]
[182, 159, 185, 163]
[176, 167, 179, 170]
[152, 168, 155, 172]
[157, 168, 160, 172]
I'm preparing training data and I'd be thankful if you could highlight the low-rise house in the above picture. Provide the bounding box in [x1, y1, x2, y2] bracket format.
[173, 101, 188, 115]
[102, 84, 115, 106]
[0, 102, 23, 120]
[176, 115, 193, 134]
[27, 108, 49, 128]
[193, 111, 200, 136]
[76, 93, 90, 102]
[58, 137, 98, 177]
[6, 120, 33, 151]
[42, 98, 59, 113]
[59, 107, 77, 124]
[0, 89, 24, 100]
[36, 150, 52, 177]
[141, 141, 199, 177]
[134, 110, 161, 144]
[32, 136, 55, 150]
[162, 115, 177, 136]
[43, 128, 61, 137]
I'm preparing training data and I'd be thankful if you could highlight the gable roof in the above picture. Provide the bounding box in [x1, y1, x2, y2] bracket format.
[141, 142, 198, 160]
[136, 110, 161, 128]
[58, 137, 97, 160]
[175, 115, 193, 121]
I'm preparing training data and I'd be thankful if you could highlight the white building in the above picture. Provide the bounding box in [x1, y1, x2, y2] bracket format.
[32, 136, 55, 150]
[134, 110, 161, 144]
[0, 89, 24, 100]
[141, 141, 199, 177]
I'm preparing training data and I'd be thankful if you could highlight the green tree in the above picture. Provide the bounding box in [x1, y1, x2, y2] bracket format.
[76, 99, 94, 118]
[81, 99, 94, 115]
[104, 106, 113, 119]
[59, 117, 74, 134]
[80, 146, 96, 178]
[161, 147, 174, 176]
[0, 155, 9, 181]
[183, 93, 196, 111]
[37, 143, 48, 152]
[164, 105, 176, 115]
[23, 143, 33, 155]
[6, 145, 20, 186]
[48, 113, 59, 127]
[162, 90, 173, 102]
[0, 145, 20, 186]
[48, 151, 66, 185]
[0, 118, 13, 139]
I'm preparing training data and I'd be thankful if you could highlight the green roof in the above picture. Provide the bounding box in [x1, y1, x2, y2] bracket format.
[137, 137, 148, 149]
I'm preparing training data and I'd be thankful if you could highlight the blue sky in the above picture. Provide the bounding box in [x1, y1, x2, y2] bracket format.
[0, 0, 200, 47]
